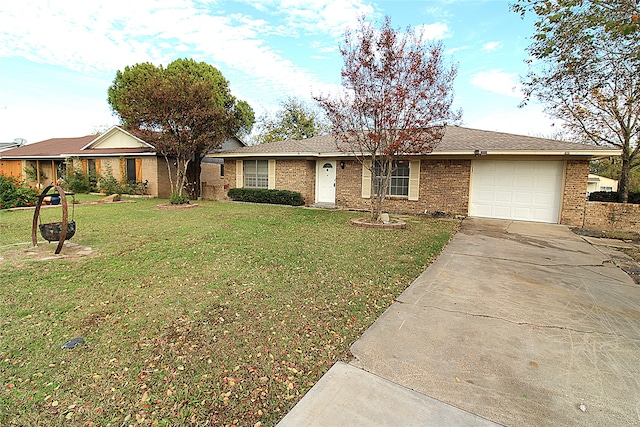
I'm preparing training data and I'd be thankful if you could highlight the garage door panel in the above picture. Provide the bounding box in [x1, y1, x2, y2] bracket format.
[514, 192, 532, 203]
[515, 176, 534, 189]
[494, 206, 513, 218]
[495, 191, 513, 203]
[470, 160, 563, 223]
[474, 189, 495, 203]
[513, 208, 533, 221]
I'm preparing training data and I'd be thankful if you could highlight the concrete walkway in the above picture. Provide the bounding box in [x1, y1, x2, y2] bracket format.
[279, 218, 640, 426]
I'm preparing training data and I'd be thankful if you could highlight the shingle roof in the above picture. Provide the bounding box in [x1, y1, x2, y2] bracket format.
[0, 134, 155, 158]
[212, 126, 620, 157]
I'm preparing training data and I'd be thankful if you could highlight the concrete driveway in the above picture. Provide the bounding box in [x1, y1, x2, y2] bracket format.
[279, 218, 640, 426]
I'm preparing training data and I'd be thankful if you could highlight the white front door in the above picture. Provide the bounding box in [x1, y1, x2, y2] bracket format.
[316, 160, 336, 203]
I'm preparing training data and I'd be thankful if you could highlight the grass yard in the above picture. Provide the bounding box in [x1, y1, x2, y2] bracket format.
[0, 198, 458, 426]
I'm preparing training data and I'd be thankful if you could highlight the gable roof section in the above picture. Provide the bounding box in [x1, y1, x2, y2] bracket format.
[83, 126, 155, 150]
[0, 127, 156, 159]
[211, 126, 621, 158]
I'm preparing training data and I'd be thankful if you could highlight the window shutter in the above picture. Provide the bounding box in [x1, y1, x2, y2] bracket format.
[135, 158, 143, 181]
[82, 159, 88, 174]
[120, 158, 126, 180]
[236, 160, 243, 187]
[95, 159, 101, 175]
[408, 159, 420, 201]
[361, 159, 372, 198]
[268, 159, 276, 189]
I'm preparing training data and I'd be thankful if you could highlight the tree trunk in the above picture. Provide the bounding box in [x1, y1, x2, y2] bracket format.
[618, 150, 631, 203]
[369, 157, 392, 223]
[185, 155, 202, 200]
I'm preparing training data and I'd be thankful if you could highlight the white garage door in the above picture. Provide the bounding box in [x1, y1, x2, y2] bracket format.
[470, 160, 563, 223]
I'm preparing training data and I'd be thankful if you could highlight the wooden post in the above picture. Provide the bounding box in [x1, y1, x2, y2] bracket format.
[36, 160, 41, 188]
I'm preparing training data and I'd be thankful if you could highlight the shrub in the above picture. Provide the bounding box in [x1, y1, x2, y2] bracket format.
[0, 174, 38, 209]
[61, 166, 95, 193]
[97, 167, 148, 196]
[170, 192, 190, 205]
[589, 191, 640, 204]
[227, 188, 305, 206]
[97, 169, 123, 195]
[24, 163, 47, 183]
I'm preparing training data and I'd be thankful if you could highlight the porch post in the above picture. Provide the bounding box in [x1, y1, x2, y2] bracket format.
[36, 160, 41, 188]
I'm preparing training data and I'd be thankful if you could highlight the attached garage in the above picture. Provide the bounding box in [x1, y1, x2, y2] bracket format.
[469, 160, 564, 223]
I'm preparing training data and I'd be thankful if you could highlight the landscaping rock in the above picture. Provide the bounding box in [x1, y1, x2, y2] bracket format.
[62, 337, 84, 350]
[99, 194, 121, 203]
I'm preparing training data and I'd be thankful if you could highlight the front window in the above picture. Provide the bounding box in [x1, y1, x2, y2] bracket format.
[374, 160, 410, 196]
[244, 160, 268, 188]
[126, 158, 137, 182]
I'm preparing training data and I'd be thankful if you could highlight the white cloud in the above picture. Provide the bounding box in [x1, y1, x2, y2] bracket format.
[464, 104, 559, 139]
[470, 69, 523, 98]
[482, 41, 503, 52]
[447, 46, 468, 55]
[0, 0, 340, 105]
[417, 23, 450, 40]
[240, 0, 376, 37]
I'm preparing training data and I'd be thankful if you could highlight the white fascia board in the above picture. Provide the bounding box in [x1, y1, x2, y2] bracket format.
[208, 151, 348, 158]
[430, 149, 622, 157]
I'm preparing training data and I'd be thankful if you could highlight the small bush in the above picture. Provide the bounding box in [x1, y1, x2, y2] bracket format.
[0, 174, 38, 209]
[62, 166, 95, 193]
[170, 192, 190, 205]
[589, 191, 640, 204]
[97, 168, 148, 196]
[24, 163, 47, 182]
[97, 170, 123, 195]
[227, 188, 305, 206]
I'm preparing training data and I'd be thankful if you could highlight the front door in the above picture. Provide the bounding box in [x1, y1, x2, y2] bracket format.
[316, 160, 336, 203]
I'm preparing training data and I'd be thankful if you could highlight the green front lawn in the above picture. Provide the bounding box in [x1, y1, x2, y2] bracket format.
[0, 199, 458, 426]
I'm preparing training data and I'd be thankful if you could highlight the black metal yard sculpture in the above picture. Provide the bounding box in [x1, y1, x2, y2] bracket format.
[31, 184, 76, 254]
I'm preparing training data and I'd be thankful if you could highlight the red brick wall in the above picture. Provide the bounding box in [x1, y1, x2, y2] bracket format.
[275, 159, 316, 204]
[222, 158, 316, 204]
[336, 159, 471, 215]
[223, 159, 236, 191]
[584, 202, 640, 232]
[560, 160, 589, 226]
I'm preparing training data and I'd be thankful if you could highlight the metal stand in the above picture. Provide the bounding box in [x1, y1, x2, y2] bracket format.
[31, 184, 73, 254]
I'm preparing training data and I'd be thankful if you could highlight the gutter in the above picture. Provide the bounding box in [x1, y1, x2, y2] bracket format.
[208, 149, 622, 159]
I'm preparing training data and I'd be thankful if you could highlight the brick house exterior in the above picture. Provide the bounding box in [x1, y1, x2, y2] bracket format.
[211, 127, 620, 225]
[0, 127, 244, 199]
[0, 126, 170, 196]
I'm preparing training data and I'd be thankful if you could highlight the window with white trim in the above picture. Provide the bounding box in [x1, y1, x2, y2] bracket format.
[244, 160, 269, 188]
[374, 160, 410, 196]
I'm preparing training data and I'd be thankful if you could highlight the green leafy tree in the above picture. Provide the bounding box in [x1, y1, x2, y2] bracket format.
[108, 59, 254, 201]
[591, 158, 640, 192]
[512, 0, 640, 202]
[315, 16, 460, 222]
[253, 97, 331, 144]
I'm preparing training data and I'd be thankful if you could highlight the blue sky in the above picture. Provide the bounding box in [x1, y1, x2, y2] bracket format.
[0, 0, 556, 144]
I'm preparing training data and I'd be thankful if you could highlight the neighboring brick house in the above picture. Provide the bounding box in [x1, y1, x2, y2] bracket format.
[210, 126, 620, 226]
[0, 126, 171, 197]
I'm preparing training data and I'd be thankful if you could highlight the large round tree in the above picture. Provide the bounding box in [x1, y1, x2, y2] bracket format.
[108, 58, 254, 201]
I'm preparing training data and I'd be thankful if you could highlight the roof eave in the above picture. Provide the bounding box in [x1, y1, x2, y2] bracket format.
[0, 152, 157, 159]
[209, 149, 622, 158]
